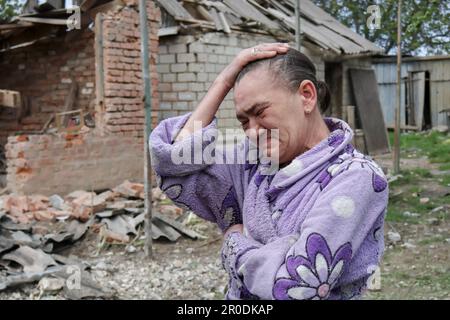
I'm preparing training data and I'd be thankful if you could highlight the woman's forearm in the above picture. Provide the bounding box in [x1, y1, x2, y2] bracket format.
[175, 64, 240, 141]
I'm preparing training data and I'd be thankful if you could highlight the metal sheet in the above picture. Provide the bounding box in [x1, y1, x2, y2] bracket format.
[286, 0, 382, 53]
[155, 0, 193, 20]
[223, 0, 279, 29]
[412, 72, 426, 129]
[349, 68, 390, 155]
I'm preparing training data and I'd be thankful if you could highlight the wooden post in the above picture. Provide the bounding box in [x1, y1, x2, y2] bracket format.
[94, 13, 104, 110]
[294, 0, 301, 51]
[346, 105, 356, 130]
[344, 105, 358, 148]
[139, 0, 153, 258]
[407, 72, 415, 126]
[393, 0, 402, 174]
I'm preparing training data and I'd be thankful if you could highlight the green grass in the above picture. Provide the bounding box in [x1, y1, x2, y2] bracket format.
[408, 186, 423, 194]
[418, 235, 447, 246]
[438, 174, 450, 187]
[388, 131, 450, 164]
[438, 163, 450, 171]
[386, 207, 419, 223]
[386, 183, 449, 223]
[366, 264, 450, 299]
[409, 168, 433, 178]
[387, 200, 449, 223]
[389, 168, 433, 188]
[413, 272, 450, 294]
[368, 130, 450, 300]
[388, 131, 450, 188]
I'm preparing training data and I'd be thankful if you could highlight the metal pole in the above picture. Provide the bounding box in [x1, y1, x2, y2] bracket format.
[393, 0, 401, 174]
[138, 0, 153, 258]
[294, 0, 301, 51]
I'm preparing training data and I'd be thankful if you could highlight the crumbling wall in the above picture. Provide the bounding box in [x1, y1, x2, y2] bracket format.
[97, 1, 160, 137]
[3, 0, 160, 194]
[0, 30, 96, 147]
[5, 133, 143, 196]
[157, 32, 324, 131]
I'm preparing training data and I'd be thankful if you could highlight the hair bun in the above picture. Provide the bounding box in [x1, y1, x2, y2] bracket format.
[317, 80, 330, 113]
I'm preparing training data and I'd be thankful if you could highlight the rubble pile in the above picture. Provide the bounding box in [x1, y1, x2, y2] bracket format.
[0, 180, 202, 298]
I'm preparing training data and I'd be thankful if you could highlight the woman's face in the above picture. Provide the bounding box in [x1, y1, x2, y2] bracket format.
[234, 67, 317, 165]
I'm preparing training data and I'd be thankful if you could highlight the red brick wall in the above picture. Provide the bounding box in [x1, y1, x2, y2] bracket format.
[5, 133, 143, 196]
[98, 0, 160, 137]
[3, 1, 161, 194]
[0, 30, 96, 146]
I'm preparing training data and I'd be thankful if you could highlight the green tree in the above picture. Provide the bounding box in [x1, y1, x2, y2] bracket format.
[312, 0, 449, 55]
[0, 0, 23, 23]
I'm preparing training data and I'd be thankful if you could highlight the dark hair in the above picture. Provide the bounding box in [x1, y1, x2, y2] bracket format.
[235, 48, 330, 113]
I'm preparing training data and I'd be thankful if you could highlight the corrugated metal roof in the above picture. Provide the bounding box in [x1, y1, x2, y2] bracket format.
[0, 0, 383, 55]
[157, 0, 383, 55]
[0, 0, 110, 51]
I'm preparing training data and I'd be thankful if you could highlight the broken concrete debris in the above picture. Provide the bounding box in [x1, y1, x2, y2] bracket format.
[387, 231, 402, 244]
[3, 246, 57, 274]
[112, 180, 144, 199]
[0, 180, 202, 298]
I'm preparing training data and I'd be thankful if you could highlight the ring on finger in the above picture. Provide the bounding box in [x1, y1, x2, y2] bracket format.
[252, 47, 260, 55]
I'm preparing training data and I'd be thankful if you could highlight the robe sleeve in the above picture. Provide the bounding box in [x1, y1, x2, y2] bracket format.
[149, 113, 246, 231]
[221, 163, 388, 299]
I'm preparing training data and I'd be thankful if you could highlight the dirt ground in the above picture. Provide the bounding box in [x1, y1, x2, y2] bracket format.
[0, 214, 228, 300]
[366, 151, 449, 299]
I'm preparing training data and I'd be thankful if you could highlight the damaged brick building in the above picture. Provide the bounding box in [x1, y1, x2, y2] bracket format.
[0, 0, 160, 194]
[1, 0, 384, 195]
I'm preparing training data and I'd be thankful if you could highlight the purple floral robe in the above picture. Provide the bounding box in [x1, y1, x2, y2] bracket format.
[150, 113, 388, 300]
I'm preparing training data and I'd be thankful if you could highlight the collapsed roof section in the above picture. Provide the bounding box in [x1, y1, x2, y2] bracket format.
[0, 0, 383, 56]
[156, 0, 383, 55]
[0, 0, 116, 52]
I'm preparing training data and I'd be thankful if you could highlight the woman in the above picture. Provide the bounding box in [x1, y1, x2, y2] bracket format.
[150, 44, 388, 300]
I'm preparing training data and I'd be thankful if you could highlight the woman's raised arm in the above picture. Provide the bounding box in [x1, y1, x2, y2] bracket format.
[175, 43, 289, 141]
[149, 43, 289, 231]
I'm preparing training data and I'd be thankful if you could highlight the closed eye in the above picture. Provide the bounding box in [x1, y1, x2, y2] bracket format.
[241, 120, 249, 129]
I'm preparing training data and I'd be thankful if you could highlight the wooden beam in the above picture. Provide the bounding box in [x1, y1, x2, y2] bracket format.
[94, 13, 104, 110]
[158, 26, 179, 37]
[344, 105, 356, 129]
[18, 17, 68, 26]
[55, 109, 85, 132]
[139, 0, 153, 258]
[62, 81, 78, 113]
[40, 115, 55, 133]
[218, 11, 231, 34]
[196, 5, 214, 22]
[0, 22, 34, 30]
[393, 0, 402, 173]
[354, 129, 366, 153]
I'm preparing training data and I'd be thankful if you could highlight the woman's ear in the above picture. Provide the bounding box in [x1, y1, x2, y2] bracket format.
[298, 80, 317, 114]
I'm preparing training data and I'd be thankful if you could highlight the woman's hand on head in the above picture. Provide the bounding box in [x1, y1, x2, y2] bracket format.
[235, 43, 290, 68]
[223, 223, 244, 239]
[218, 43, 290, 89]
